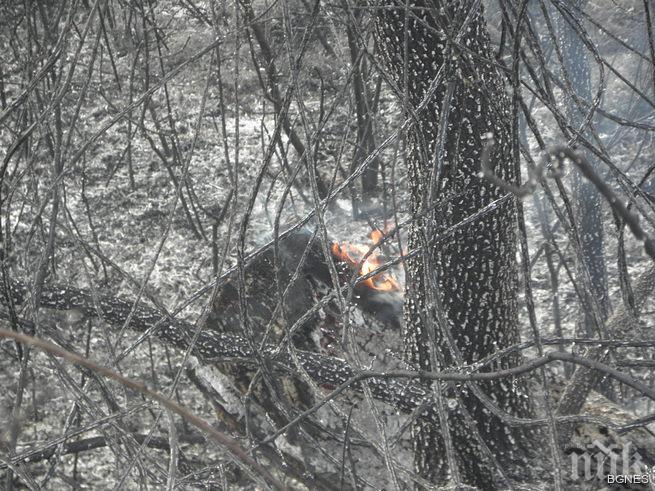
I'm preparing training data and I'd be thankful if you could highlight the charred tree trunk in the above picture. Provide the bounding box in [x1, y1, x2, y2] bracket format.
[374, 2, 537, 487]
[346, 7, 379, 214]
[554, 0, 611, 342]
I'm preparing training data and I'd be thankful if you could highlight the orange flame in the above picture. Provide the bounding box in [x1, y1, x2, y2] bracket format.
[370, 224, 397, 247]
[331, 229, 401, 292]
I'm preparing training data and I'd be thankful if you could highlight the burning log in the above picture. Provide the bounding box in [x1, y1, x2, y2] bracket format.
[205, 227, 403, 349]
[330, 226, 404, 331]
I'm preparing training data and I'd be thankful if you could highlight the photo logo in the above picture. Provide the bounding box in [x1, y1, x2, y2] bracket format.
[569, 440, 652, 485]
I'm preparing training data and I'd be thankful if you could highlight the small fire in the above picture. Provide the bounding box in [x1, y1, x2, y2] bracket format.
[370, 228, 384, 244]
[331, 228, 401, 292]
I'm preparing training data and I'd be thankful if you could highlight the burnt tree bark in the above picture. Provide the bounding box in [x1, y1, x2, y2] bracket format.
[374, 2, 538, 487]
[346, 6, 379, 214]
[554, 0, 611, 344]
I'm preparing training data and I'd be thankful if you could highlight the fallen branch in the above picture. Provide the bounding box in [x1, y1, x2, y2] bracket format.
[0, 434, 205, 470]
[3, 280, 655, 430]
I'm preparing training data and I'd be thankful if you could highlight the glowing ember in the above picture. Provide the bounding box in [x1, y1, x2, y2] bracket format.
[370, 228, 384, 245]
[331, 229, 401, 292]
